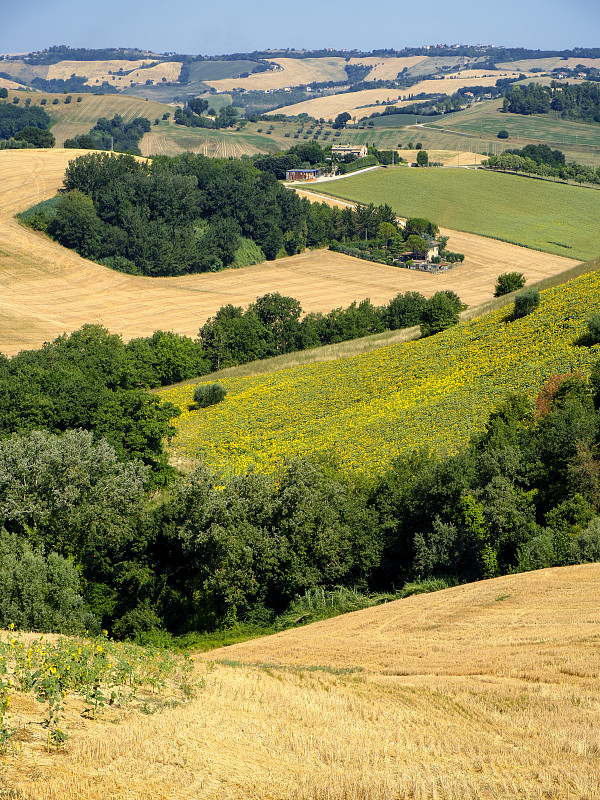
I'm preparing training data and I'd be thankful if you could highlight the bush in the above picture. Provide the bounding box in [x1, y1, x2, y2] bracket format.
[497, 130, 509, 139]
[193, 382, 227, 408]
[513, 288, 540, 319]
[587, 313, 600, 344]
[494, 271, 526, 297]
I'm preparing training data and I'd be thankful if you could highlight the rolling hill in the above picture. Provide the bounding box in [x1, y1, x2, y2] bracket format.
[315, 166, 600, 262]
[4, 564, 600, 799]
[159, 261, 600, 476]
[0, 148, 575, 357]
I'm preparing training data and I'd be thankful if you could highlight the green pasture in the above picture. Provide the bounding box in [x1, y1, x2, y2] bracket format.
[188, 60, 258, 81]
[317, 167, 600, 262]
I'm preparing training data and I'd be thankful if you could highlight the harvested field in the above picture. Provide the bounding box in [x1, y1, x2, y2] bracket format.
[267, 72, 521, 119]
[0, 150, 578, 356]
[205, 56, 349, 92]
[140, 124, 278, 158]
[45, 59, 181, 86]
[4, 565, 600, 800]
[346, 55, 427, 80]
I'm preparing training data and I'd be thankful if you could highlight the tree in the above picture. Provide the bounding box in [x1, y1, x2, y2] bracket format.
[193, 382, 227, 408]
[420, 291, 462, 337]
[251, 292, 302, 354]
[48, 189, 103, 259]
[14, 126, 55, 147]
[494, 272, 526, 297]
[497, 130, 509, 139]
[0, 88, 7, 99]
[416, 149, 429, 167]
[332, 112, 351, 129]
[405, 234, 428, 257]
[513, 288, 540, 319]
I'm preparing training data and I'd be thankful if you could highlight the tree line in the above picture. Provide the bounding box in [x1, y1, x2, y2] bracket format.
[64, 114, 151, 155]
[2, 354, 600, 642]
[503, 81, 600, 122]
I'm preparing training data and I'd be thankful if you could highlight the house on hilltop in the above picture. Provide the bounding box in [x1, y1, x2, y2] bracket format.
[331, 144, 368, 159]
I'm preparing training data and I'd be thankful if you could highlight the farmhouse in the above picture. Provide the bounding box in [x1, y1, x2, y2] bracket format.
[285, 168, 321, 181]
[331, 144, 368, 159]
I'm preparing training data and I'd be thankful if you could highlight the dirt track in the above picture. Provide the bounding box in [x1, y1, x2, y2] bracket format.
[0, 149, 579, 356]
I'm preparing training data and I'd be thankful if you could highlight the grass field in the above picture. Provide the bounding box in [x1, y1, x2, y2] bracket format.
[424, 99, 600, 158]
[4, 564, 599, 799]
[159, 264, 600, 476]
[187, 60, 258, 81]
[0, 149, 577, 357]
[316, 166, 600, 261]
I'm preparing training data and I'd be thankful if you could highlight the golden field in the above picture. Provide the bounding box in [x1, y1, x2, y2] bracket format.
[265, 72, 521, 119]
[205, 56, 350, 92]
[0, 149, 576, 356]
[3, 564, 600, 799]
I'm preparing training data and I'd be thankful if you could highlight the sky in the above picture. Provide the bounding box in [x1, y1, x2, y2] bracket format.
[1, 0, 599, 56]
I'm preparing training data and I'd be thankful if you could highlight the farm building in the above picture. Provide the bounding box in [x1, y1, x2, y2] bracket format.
[285, 168, 321, 181]
[331, 144, 368, 159]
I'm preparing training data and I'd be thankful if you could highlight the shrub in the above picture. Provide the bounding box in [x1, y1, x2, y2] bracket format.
[193, 382, 227, 408]
[587, 313, 600, 344]
[497, 130, 509, 139]
[513, 287, 540, 319]
[494, 271, 526, 297]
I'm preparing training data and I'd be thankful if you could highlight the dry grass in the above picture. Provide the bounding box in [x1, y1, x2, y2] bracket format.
[397, 149, 488, 166]
[3, 565, 600, 800]
[205, 57, 349, 92]
[346, 55, 428, 80]
[44, 59, 181, 86]
[139, 124, 276, 159]
[267, 72, 521, 119]
[0, 149, 578, 357]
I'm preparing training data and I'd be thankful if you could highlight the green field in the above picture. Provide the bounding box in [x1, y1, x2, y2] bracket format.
[159, 265, 600, 477]
[423, 100, 600, 164]
[316, 167, 600, 262]
[188, 60, 259, 81]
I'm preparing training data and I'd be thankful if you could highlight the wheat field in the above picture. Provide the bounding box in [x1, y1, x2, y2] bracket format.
[3, 564, 600, 800]
[0, 149, 578, 356]
[205, 57, 350, 92]
[266, 72, 521, 119]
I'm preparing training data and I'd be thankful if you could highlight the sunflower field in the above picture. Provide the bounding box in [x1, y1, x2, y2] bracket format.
[159, 270, 600, 477]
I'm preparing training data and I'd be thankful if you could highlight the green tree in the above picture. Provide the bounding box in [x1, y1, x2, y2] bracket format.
[48, 189, 103, 259]
[420, 291, 462, 337]
[513, 288, 540, 319]
[416, 149, 429, 167]
[494, 272, 526, 297]
[332, 112, 351, 129]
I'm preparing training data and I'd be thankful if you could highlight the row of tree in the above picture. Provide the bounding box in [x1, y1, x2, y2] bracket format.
[63, 114, 151, 155]
[2, 361, 600, 639]
[503, 81, 600, 122]
[484, 151, 600, 185]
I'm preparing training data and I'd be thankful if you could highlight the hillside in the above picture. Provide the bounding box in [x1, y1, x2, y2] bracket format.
[160, 262, 600, 475]
[4, 564, 600, 799]
[0, 149, 575, 356]
[316, 166, 600, 262]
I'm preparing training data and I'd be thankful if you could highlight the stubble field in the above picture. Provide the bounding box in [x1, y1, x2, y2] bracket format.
[0, 149, 577, 357]
[3, 564, 600, 800]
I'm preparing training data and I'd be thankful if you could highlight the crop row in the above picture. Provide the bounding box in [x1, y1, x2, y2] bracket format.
[160, 270, 600, 477]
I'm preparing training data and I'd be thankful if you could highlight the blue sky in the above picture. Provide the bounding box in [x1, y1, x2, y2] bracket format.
[2, 0, 599, 56]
